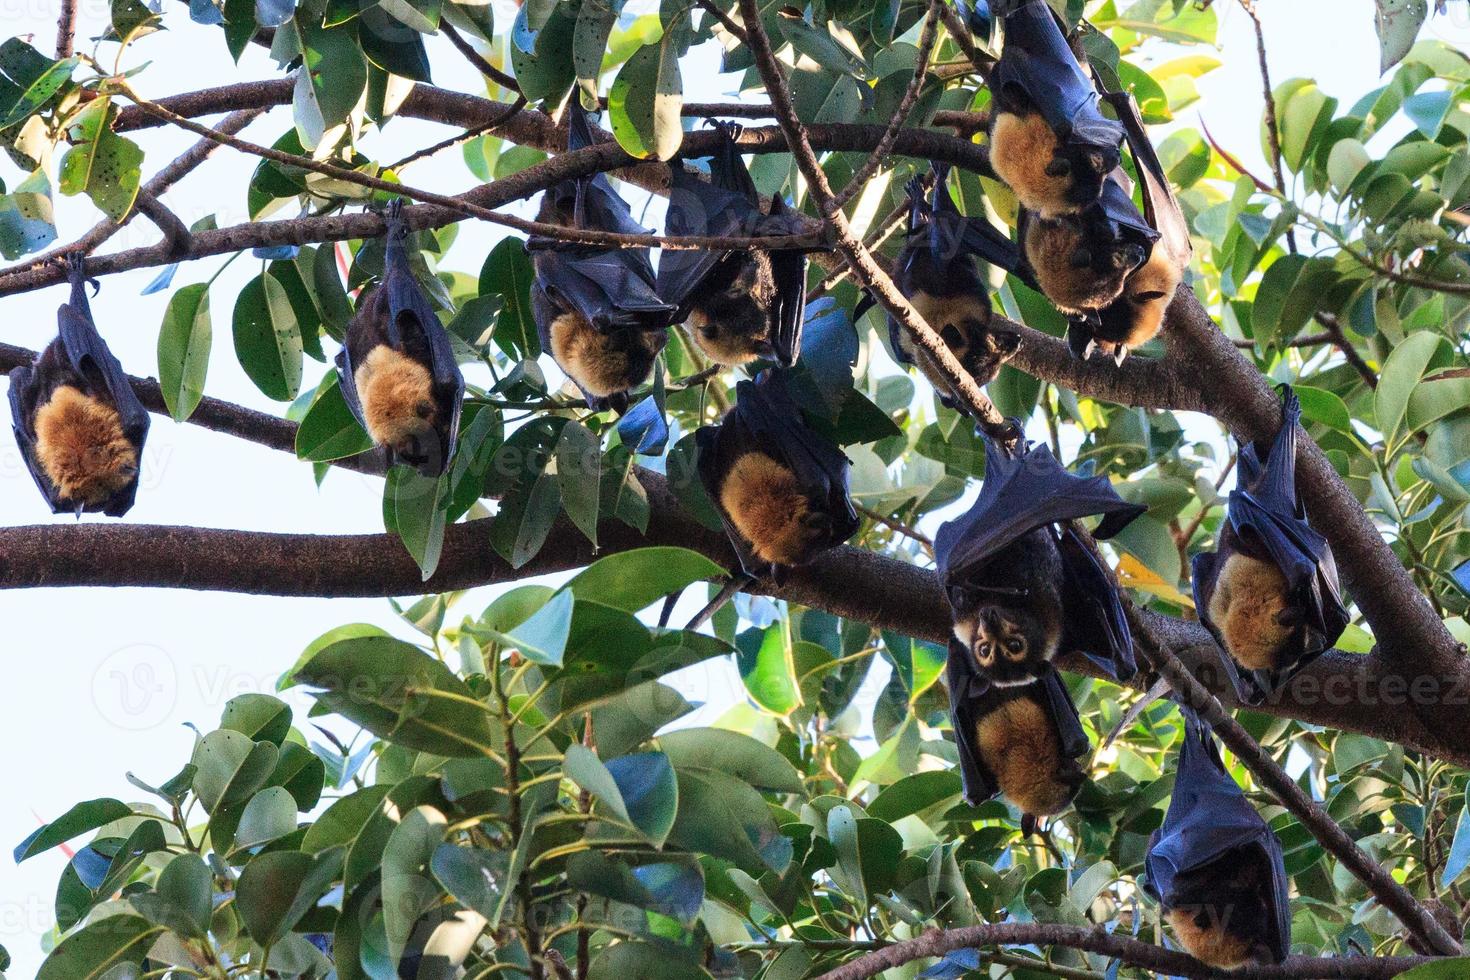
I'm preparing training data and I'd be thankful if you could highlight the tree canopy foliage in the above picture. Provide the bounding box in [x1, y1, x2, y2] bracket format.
[4, 0, 1470, 978]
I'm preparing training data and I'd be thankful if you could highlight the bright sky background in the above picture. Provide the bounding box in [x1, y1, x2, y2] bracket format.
[0, 0, 1457, 972]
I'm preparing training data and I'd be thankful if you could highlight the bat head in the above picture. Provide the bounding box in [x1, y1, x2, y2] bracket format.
[550, 311, 667, 401]
[32, 384, 139, 510]
[1164, 848, 1277, 969]
[953, 321, 1022, 387]
[687, 252, 777, 366]
[1047, 138, 1121, 210]
[953, 597, 1059, 687]
[719, 450, 831, 568]
[1095, 241, 1184, 351]
[354, 345, 447, 471]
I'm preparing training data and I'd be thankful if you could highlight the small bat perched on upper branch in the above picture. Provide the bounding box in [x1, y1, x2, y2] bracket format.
[1192, 387, 1349, 704]
[986, 0, 1124, 217]
[9, 254, 149, 516]
[336, 200, 465, 477]
[935, 436, 1144, 688]
[530, 102, 676, 411]
[886, 165, 1022, 407]
[1144, 704, 1291, 968]
[658, 121, 820, 367]
[696, 369, 859, 581]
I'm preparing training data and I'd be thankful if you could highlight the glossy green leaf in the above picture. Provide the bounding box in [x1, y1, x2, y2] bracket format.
[234, 786, 299, 850]
[233, 269, 305, 401]
[37, 915, 159, 980]
[657, 728, 803, 793]
[58, 97, 143, 220]
[296, 371, 374, 461]
[157, 282, 212, 422]
[192, 730, 279, 813]
[564, 547, 726, 613]
[15, 798, 132, 862]
[608, 34, 684, 160]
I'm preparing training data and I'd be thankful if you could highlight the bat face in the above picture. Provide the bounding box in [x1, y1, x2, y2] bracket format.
[1025, 214, 1145, 316]
[717, 450, 833, 567]
[1164, 849, 1277, 969]
[947, 528, 1065, 687]
[33, 384, 138, 508]
[989, 109, 1115, 218]
[355, 345, 438, 466]
[955, 604, 1062, 687]
[1207, 549, 1303, 672]
[549, 310, 666, 401]
[1094, 240, 1185, 352]
[974, 691, 1084, 818]
[687, 251, 777, 366]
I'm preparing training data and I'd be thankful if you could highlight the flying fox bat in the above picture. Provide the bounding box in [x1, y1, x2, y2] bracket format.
[935, 435, 1145, 687]
[9, 254, 149, 516]
[987, 0, 1124, 217]
[1192, 387, 1348, 704]
[336, 200, 465, 477]
[696, 369, 859, 581]
[530, 101, 676, 411]
[884, 165, 1022, 408]
[1144, 704, 1291, 968]
[658, 121, 819, 367]
[945, 657, 1089, 829]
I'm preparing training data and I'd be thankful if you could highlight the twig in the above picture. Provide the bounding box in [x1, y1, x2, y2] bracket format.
[440, 20, 519, 93]
[1123, 599, 1464, 958]
[388, 96, 528, 171]
[830, 0, 943, 211]
[935, 1, 994, 79]
[56, 0, 78, 58]
[696, 0, 748, 43]
[812, 921, 1434, 980]
[809, 199, 911, 299]
[735, 0, 1015, 443]
[1237, 0, 1297, 252]
[1174, 453, 1236, 572]
[133, 191, 192, 257]
[856, 504, 934, 556]
[1314, 312, 1378, 389]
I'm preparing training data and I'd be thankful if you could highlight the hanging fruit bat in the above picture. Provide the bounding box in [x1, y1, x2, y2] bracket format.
[8, 254, 149, 516]
[336, 200, 465, 477]
[696, 369, 859, 581]
[935, 435, 1145, 688]
[986, 0, 1124, 218]
[884, 165, 1022, 408]
[1022, 183, 1153, 325]
[1192, 387, 1349, 704]
[1144, 704, 1291, 969]
[658, 121, 819, 367]
[945, 657, 1088, 829]
[530, 102, 677, 411]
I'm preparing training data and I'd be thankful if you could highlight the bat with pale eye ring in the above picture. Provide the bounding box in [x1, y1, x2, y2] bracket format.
[659, 121, 823, 368]
[1192, 386, 1348, 704]
[529, 101, 676, 412]
[9, 254, 149, 517]
[335, 200, 465, 477]
[696, 368, 860, 583]
[1143, 703, 1291, 969]
[987, 0, 1124, 218]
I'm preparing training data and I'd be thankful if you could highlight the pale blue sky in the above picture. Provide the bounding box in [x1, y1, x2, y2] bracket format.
[0, 0, 1443, 972]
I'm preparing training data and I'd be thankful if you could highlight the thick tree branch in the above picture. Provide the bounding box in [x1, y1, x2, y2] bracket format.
[812, 923, 1432, 980]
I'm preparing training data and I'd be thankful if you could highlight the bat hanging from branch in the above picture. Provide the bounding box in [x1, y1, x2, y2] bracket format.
[658, 120, 826, 368]
[1144, 703, 1292, 969]
[335, 199, 466, 477]
[1192, 386, 1349, 704]
[9, 254, 150, 517]
[529, 101, 677, 412]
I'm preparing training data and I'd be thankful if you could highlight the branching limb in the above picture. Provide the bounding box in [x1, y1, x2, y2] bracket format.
[439, 20, 520, 93]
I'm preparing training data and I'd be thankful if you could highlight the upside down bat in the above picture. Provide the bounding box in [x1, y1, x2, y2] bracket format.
[696, 369, 859, 581]
[986, 0, 1123, 217]
[945, 655, 1088, 828]
[1192, 386, 1348, 704]
[886, 165, 1022, 407]
[935, 435, 1145, 688]
[1144, 704, 1291, 968]
[336, 200, 465, 477]
[659, 121, 819, 367]
[530, 102, 676, 411]
[9, 254, 150, 516]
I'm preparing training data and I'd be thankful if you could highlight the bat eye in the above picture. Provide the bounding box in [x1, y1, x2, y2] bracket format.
[415, 400, 434, 420]
[939, 323, 966, 350]
[1132, 289, 1169, 304]
[1044, 157, 1071, 178]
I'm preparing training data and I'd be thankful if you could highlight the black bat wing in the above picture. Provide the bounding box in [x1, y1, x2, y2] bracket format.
[1057, 522, 1137, 682]
[6, 363, 66, 513]
[993, 0, 1123, 150]
[935, 437, 1144, 586]
[694, 422, 767, 577]
[57, 304, 150, 451]
[1094, 176, 1161, 255]
[945, 637, 1001, 805]
[1104, 90, 1192, 267]
[765, 196, 810, 366]
[1038, 664, 1090, 761]
[1143, 704, 1291, 963]
[658, 162, 743, 317]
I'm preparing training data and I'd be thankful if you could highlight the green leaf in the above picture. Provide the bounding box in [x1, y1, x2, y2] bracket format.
[564, 547, 726, 613]
[157, 282, 212, 422]
[667, 768, 791, 875]
[1376, 0, 1429, 72]
[738, 627, 801, 715]
[1377, 331, 1453, 444]
[479, 587, 573, 666]
[1441, 796, 1470, 890]
[432, 844, 508, 920]
[386, 465, 448, 581]
[294, 18, 368, 149]
[1396, 961, 1470, 979]
[656, 728, 803, 793]
[37, 915, 160, 980]
[157, 853, 213, 938]
[293, 635, 500, 757]
[383, 806, 447, 970]
[1294, 386, 1354, 435]
[565, 744, 634, 824]
[572, 0, 624, 101]
[192, 730, 279, 813]
[556, 421, 601, 545]
[15, 798, 132, 862]
[57, 97, 143, 220]
[234, 787, 299, 850]
[220, 693, 293, 744]
[608, 34, 684, 161]
[1408, 375, 1470, 433]
[510, 2, 576, 105]
[587, 942, 714, 980]
[233, 270, 305, 401]
[236, 847, 345, 945]
[0, 41, 76, 131]
[296, 372, 374, 461]
[477, 238, 539, 359]
[0, 169, 58, 260]
[603, 751, 678, 845]
[867, 770, 963, 823]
